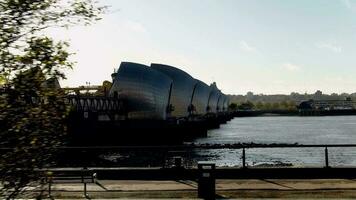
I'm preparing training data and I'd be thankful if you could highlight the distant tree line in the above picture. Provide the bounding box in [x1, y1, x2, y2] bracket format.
[228, 90, 355, 111]
[229, 100, 297, 111]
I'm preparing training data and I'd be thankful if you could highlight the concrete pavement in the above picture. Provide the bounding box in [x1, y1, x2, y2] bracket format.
[22, 179, 356, 199]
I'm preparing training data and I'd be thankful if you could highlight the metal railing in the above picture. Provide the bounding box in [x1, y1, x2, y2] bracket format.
[238, 145, 344, 168]
[1, 144, 356, 168]
[65, 95, 124, 112]
[57, 144, 356, 168]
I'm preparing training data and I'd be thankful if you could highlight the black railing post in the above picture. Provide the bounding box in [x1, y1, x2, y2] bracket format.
[48, 181, 51, 198]
[242, 147, 246, 168]
[84, 182, 87, 197]
[325, 147, 329, 168]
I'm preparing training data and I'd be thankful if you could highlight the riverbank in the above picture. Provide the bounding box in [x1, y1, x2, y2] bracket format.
[22, 179, 356, 199]
[234, 109, 356, 117]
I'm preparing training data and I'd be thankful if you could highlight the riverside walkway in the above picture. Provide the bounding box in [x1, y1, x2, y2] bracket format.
[23, 179, 356, 199]
[8, 144, 356, 199]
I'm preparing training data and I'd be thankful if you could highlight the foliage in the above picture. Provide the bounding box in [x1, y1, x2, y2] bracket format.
[0, 0, 105, 198]
[0, 75, 6, 85]
[229, 91, 355, 105]
[227, 90, 352, 111]
[237, 101, 254, 110]
[228, 102, 238, 110]
[95, 80, 113, 96]
[233, 101, 297, 111]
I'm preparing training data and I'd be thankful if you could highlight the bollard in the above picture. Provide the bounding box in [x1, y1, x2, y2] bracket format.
[197, 161, 216, 199]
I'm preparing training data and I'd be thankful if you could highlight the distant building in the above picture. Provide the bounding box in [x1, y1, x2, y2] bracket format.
[297, 100, 313, 110]
[298, 97, 355, 110]
[314, 90, 323, 100]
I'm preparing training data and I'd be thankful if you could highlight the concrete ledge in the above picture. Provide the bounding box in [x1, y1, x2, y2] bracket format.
[38, 167, 356, 180]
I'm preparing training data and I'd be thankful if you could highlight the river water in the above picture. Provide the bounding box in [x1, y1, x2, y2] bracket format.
[93, 116, 356, 168]
[193, 116, 356, 167]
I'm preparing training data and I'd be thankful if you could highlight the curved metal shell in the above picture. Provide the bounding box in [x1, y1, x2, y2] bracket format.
[217, 93, 225, 112]
[151, 63, 197, 118]
[191, 80, 212, 115]
[224, 96, 230, 111]
[207, 89, 220, 113]
[221, 94, 227, 112]
[110, 62, 172, 120]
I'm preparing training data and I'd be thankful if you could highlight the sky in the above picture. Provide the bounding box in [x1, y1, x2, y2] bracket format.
[52, 0, 356, 95]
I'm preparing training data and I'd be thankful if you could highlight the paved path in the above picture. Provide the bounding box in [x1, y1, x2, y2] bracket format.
[25, 179, 356, 199]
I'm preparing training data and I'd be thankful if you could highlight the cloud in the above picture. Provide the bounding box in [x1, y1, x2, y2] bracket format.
[316, 42, 342, 53]
[122, 20, 147, 33]
[240, 40, 257, 52]
[342, 0, 351, 8]
[282, 63, 301, 72]
[341, 0, 356, 10]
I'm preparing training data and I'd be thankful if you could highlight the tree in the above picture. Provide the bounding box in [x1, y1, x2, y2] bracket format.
[237, 101, 254, 110]
[95, 80, 113, 96]
[263, 102, 272, 110]
[0, 0, 105, 198]
[255, 101, 264, 110]
[0, 75, 6, 86]
[271, 102, 280, 110]
[228, 102, 238, 110]
[287, 101, 297, 111]
[279, 101, 288, 110]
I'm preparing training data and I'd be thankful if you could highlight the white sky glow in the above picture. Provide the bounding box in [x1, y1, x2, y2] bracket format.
[53, 0, 356, 95]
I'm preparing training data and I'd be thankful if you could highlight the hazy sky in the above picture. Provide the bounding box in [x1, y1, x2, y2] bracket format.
[53, 0, 356, 95]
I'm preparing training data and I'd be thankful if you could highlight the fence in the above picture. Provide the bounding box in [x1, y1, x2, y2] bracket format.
[1, 144, 356, 168]
[47, 144, 356, 168]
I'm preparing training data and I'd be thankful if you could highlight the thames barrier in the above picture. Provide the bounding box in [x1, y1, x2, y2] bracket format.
[66, 62, 233, 145]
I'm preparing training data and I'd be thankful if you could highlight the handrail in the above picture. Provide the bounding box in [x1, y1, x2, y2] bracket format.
[2, 144, 355, 168]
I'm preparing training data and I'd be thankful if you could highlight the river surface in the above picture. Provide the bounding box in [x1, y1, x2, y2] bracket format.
[193, 116, 356, 167]
[92, 116, 356, 168]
